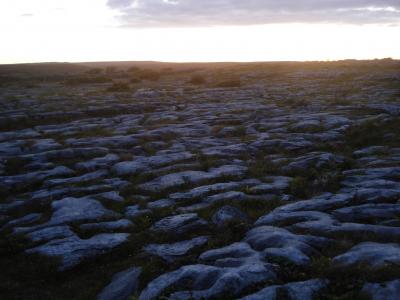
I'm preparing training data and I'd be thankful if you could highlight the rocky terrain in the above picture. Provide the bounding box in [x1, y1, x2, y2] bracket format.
[0, 60, 399, 300]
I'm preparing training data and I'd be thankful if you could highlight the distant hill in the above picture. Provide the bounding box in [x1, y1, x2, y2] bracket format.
[0, 63, 89, 78]
[0, 59, 399, 79]
[78, 61, 243, 71]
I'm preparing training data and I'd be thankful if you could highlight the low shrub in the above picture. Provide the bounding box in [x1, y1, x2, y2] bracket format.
[215, 78, 241, 88]
[64, 76, 110, 86]
[188, 75, 206, 85]
[107, 82, 130, 92]
[139, 70, 161, 81]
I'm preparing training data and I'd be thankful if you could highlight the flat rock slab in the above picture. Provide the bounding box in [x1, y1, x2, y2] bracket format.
[26, 225, 75, 243]
[211, 205, 248, 226]
[2, 213, 42, 231]
[75, 154, 120, 171]
[44, 170, 108, 188]
[139, 263, 276, 300]
[240, 279, 329, 300]
[283, 152, 345, 174]
[169, 180, 258, 201]
[151, 213, 208, 235]
[97, 267, 142, 300]
[27, 233, 130, 271]
[144, 236, 208, 262]
[332, 203, 400, 222]
[138, 165, 247, 193]
[125, 205, 152, 219]
[249, 176, 291, 194]
[333, 242, 400, 268]
[0, 166, 74, 189]
[112, 152, 193, 176]
[244, 226, 328, 266]
[48, 197, 119, 226]
[205, 191, 247, 204]
[272, 193, 353, 213]
[362, 280, 400, 300]
[95, 191, 125, 203]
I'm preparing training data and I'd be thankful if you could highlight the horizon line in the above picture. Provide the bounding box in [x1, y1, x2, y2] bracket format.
[1, 57, 398, 66]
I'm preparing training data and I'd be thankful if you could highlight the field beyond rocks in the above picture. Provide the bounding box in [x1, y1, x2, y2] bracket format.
[1, 60, 400, 300]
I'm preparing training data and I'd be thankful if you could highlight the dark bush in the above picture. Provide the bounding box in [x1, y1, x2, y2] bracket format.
[64, 76, 110, 86]
[3, 157, 29, 175]
[215, 78, 241, 88]
[127, 66, 141, 73]
[160, 67, 174, 74]
[130, 77, 142, 84]
[107, 82, 130, 92]
[139, 70, 161, 81]
[85, 68, 103, 75]
[188, 75, 206, 85]
[289, 176, 309, 198]
[105, 66, 117, 74]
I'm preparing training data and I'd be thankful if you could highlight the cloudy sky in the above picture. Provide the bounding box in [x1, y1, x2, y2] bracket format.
[1, 0, 399, 63]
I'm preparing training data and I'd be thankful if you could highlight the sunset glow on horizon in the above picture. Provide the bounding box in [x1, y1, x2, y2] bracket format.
[1, 0, 399, 64]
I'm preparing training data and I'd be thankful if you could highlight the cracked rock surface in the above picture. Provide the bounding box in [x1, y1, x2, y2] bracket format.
[1, 61, 400, 299]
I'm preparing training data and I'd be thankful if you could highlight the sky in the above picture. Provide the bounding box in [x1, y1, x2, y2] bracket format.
[0, 0, 399, 64]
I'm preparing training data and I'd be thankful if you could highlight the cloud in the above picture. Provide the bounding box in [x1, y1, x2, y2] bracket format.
[107, 0, 400, 27]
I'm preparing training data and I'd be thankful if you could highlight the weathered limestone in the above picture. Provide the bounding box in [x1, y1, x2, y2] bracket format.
[240, 279, 329, 300]
[333, 242, 400, 268]
[361, 280, 400, 300]
[97, 267, 142, 300]
[151, 213, 208, 235]
[144, 236, 208, 262]
[26, 233, 130, 270]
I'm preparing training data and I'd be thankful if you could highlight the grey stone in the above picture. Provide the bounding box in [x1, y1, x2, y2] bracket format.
[211, 205, 248, 226]
[30, 139, 62, 153]
[138, 165, 247, 193]
[47, 197, 119, 226]
[147, 199, 175, 209]
[249, 176, 291, 194]
[26, 233, 130, 271]
[202, 143, 247, 157]
[2, 213, 42, 231]
[240, 279, 328, 300]
[353, 146, 389, 158]
[332, 203, 400, 222]
[125, 205, 151, 219]
[151, 213, 207, 234]
[139, 262, 276, 300]
[205, 191, 247, 204]
[199, 242, 258, 267]
[44, 170, 108, 187]
[112, 152, 193, 176]
[273, 193, 354, 213]
[244, 226, 328, 265]
[25, 225, 75, 243]
[285, 279, 329, 300]
[97, 267, 142, 300]
[76, 154, 120, 171]
[96, 191, 125, 203]
[169, 182, 240, 201]
[361, 280, 400, 300]
[290, 217, 400, 241]
[0, 166, 74, 189]
[144, 236, 208, 262]
[333, 242, 400, 268]
[256, 210, 336, 228]
[283, 152, 345, 173]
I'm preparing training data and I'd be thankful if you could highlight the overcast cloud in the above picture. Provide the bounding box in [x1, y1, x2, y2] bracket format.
[106, 0, 400, 27]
